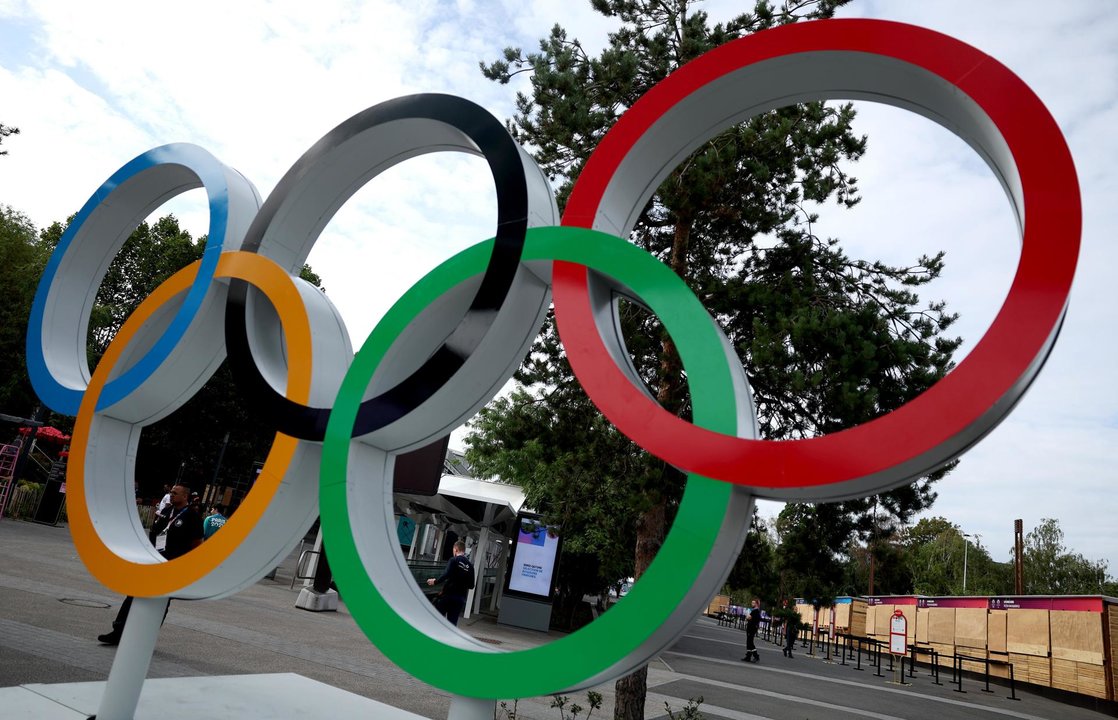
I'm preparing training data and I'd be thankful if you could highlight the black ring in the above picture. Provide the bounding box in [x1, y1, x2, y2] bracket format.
[225, 94, 529, 440]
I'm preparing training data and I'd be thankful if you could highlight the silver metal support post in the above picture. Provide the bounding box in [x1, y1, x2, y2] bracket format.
[95, 596, 169, 719]
[448, 696, 496, 720]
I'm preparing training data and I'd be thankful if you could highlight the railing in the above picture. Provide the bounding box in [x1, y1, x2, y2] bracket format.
[1, 484, 164, 527]
[827, 632, 1018, 701]
[136, 504, 158, 530]
[408, 559, 448, 599]
[290, 549, 321, 589]
[952, 651, 1018, 700]
[3, 483, 48, 520]
[28, 444, 54, 472]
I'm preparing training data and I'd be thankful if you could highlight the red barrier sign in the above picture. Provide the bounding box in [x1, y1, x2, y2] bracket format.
[889, 609, 907, 656]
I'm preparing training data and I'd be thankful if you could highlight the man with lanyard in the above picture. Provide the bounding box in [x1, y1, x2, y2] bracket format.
[425, 540, 474, 626]
[741, 597, 762, 663]
[98, 484, 203, 645]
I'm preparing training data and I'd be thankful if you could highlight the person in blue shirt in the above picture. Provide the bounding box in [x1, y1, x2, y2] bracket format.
[203, 503, 227, 540]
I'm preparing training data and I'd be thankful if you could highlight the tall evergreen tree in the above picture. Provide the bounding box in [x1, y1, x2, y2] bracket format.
[471, 3, 960, 716]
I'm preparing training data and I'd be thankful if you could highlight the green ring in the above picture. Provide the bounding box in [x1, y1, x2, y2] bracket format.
[321, 226, 738, 697]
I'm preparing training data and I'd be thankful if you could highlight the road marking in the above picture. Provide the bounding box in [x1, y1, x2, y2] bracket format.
[660, 671, 906, 720]
[664, 652, 1055, 720]
[681, 631, 760, 648]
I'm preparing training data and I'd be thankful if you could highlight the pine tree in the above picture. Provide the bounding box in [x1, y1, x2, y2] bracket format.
[471, 2, 960, 716]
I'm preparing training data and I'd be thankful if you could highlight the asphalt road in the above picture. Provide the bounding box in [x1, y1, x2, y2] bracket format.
[655, 622, 1118, 720]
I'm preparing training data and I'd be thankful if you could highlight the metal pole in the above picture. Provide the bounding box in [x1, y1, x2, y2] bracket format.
[1014, 519, 1025, 593]
[95, 596, 169, 719]
[448, 696, 496, 720]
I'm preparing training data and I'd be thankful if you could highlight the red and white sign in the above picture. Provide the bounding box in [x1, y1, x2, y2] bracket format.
[889, 609, 907, 655]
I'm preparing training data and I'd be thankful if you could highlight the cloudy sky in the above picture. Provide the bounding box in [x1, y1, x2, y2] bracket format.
[1, 1, 1115, 575]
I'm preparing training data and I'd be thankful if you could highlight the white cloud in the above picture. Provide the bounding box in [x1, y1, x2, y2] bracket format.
[2, 0, 1115, 572]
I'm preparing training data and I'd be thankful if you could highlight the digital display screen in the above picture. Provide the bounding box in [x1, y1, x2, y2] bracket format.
[507, 517, 560, 598]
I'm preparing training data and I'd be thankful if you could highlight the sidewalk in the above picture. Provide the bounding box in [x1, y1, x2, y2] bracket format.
[0, 518, 676, 719]
[4, 518, 1114, 720]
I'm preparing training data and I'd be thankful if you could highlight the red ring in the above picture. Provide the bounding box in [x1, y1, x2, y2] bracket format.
[556, 19, 1079, 491]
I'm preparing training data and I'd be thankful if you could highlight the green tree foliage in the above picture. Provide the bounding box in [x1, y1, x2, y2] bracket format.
[469, 388, 641, 585]
[900, 517, 1010, 596]
[86, 215, 204, 363]
[471, 2, 961, 716]
[775, 504, 845, 599]
[725, 510, 778, 602]
[1023, 518, 1108, 595]
[0, 206, 52, 416]
[0, 123, 18, 155]
[22, 213, 324, 500]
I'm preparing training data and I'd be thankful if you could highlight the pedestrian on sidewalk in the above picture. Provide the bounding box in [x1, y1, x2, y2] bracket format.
[98, 483, 203, 645]
[426, 540, 475, 626]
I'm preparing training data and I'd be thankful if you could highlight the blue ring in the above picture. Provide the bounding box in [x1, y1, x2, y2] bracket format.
[26, 144, 235, 414]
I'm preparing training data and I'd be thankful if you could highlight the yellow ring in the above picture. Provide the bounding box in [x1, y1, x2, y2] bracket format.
[68, 252, 312, 597]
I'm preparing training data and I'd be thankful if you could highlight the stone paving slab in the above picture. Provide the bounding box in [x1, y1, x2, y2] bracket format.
[1, 673, 428, 720]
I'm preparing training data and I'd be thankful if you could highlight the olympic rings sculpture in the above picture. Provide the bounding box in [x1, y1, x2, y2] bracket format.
[26, 20, 1078, 699]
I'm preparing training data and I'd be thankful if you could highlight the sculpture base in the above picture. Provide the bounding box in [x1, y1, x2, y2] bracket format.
[0, 673, 425, 719]
[295, 587, 338, 612]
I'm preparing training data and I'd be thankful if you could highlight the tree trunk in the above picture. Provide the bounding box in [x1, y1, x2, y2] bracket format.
[614, 665, 649, 720]
[614, 215, 692, 720]
[614, 500, 667, 719]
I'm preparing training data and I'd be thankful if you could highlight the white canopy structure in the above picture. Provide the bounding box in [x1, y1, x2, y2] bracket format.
[396, 473, 529, 619]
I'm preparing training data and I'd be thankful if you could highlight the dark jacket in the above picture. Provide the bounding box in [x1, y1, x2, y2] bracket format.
[152, 505, 204, 560]
[436, 554, 475, 598]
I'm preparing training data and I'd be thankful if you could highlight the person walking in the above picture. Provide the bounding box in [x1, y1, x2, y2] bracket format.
[782, 601, 800, 658]
[741, 598, 761, 662]
[97, 483, 203, 645]
[425, 540, 475, 626]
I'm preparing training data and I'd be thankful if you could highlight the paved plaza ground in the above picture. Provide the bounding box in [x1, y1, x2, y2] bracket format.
[1, 518, 1115, 719]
